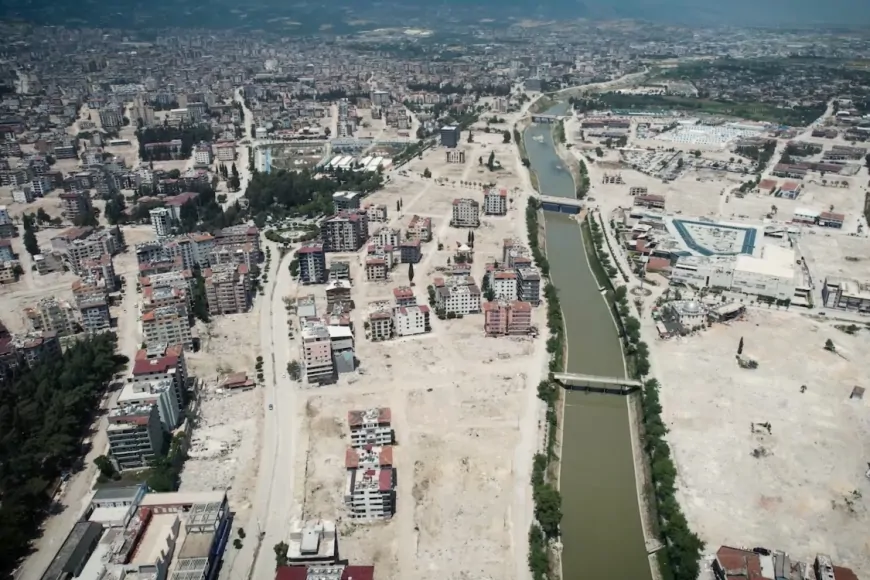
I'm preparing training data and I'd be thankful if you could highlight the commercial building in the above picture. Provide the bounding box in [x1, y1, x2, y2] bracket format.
[451, 198, 480, 228]
[440, 125, 460, 148]
[25, 297, 77, 336]
[150, 206, 173, 238]
[633, 194, 666, 210]
[822, 277, 870, 312]
[298, 242, 327, 284]
[406, 215, 432, 242]
[107, 403, 165, 470]
[484, 188, 508, 216]
[818, 211, 845, 229]
[324, 210, 368, 252]
[286, 520, 339, 565]
[393, 305, 431, 337]
[483, 300, 532, 336]
[38, 522, 105, 580]
[204, 263, 250, 315]
[142, 306, 194, 350]
[344, 445, 395, 519]
[332, 191, 362, 212]
[433, 275, 482, 315]
[347, 407, 393, 448]
[302, 322, 335, 384]
[671, 246, 796, 301]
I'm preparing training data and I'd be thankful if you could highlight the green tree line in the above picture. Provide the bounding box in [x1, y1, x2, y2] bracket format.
[0, 334, 127, 578]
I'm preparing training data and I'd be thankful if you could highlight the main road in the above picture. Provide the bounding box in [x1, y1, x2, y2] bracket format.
[220, 241, 301, 580]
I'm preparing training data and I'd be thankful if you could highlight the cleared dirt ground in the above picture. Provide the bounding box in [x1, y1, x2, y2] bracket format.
[654, 309, 870, 575]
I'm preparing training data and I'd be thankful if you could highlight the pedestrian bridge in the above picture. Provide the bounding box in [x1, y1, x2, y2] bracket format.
[550, 372, 643, 394]
[538, 195, 584, 214]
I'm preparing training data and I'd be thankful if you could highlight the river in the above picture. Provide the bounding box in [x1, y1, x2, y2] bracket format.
[524, 104, 651, 580]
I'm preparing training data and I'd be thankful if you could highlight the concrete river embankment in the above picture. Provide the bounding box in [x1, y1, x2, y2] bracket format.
[523, 103, 651, 580]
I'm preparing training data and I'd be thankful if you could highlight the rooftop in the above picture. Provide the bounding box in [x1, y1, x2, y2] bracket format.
[348, 407, 391, 427]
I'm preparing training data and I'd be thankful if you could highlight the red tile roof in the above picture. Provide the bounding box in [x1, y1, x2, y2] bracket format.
[275, 567, 308, 580]
[340, 566, 374, 580]
[132, 355, 179, 376]
[378, 468, 393, 491]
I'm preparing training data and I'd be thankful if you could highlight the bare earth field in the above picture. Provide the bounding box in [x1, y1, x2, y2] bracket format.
[654, 309, 870, 574]
[286, 140, 547, 580]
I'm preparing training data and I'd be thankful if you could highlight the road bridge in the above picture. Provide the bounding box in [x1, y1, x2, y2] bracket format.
[550, 372, 643, 394]
[538, 195, 584, 214]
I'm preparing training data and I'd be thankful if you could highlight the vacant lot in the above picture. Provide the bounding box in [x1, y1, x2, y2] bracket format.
[654, 309, 870, 574]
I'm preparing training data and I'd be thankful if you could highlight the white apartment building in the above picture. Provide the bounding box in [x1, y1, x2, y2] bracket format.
[484, 188, 508, 216]
[142, 306, 194, 350]
[302, 323, 335, 384]
[451, 198, 480, 227]
[348, 407, 393, 447]
[118, 378, 182, 431]
[193, 143, 213, 166]
[393, 305, 431, 337]
[434, 275, 482, 315]
[214, 141, 236, 162]
[488, 270, 518, 301]
[150, 207, 172, 238]
[375, 227, 400, 248]
[344, 446, 395, 520]
[406, 215, 432, 242]
[344, 465, 395, 519]
[366, 203, 388, 223]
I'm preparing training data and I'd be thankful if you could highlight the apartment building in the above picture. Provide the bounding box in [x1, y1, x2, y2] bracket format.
[375, 227, 400, 248]
[204, 263, 250, 315]
[25, 297, 77, 336]
[393, 305, 431, 337]
[365, 257, 388, 281]
[55, 227, 124, 274]
[483, 300, 533, 336]
[302, 323, 335, 384]
[484, 188, 508, 216]
[81, 253, 117, 291]
[129, 345, 188, 417]
[392, 286, 416, 307]
[344, 446, 395, 519]
[76, 291, 111, 333]
[326, 279, 353, 309]
[451, 198, 480, 227]
[60, 191, 92, 221]
[214, 141, 236, 162]
[216, 225, 261, 257]
[517, 267, 542, 306]
[142, 306, 194, 350]
[348, 407, 393, 447]
[142, 285, 189, 320]
[332, 191, 362, 212]
[406, 215, 432, 242]
[324, 210, 368, 252]
[107, 403, 165, 471]
[433, 275, 482, 315]
[298, 242, 327, 284]
[488, 269, 518, 301]
[150, 207, 172, 238]
[193, 142, 213, 166]
[365, 203, 388, 223]
[14, 331, 62, 368]
[399, 240, 421, 264]
[368, 310, 393, 341]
